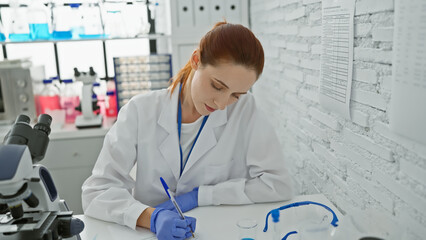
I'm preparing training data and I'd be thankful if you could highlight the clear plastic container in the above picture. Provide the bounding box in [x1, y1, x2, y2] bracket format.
[36, 79, 61, 115]
[79, 3, 105, 39]
[69, 3, 84, 39]
[52, 4, 73, 40]
[27, 0, 51, 40]
[0, 20, 6, 41]
[237, 218, 257, 240]
[60, 79, 81, 123]
[122, 2, 150, 37]
[103, 2, 127, 38]
[8, 1, 30, 41]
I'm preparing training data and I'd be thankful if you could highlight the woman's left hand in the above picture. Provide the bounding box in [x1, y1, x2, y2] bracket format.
[155, 187, 199, 213]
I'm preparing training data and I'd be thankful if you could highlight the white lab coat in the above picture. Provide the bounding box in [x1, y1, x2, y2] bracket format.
[81, 88, 293, 230]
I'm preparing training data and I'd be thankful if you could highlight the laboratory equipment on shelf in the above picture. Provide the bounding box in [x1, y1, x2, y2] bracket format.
[79, 2, 105, 39]
[27, 0, 51, 40]
[0, 114, 84, 240]
[0, 20, 6, 41]
[8, 0, 30, 41]
[124, 1, 151, 37]
[74, 67, 103, 128]
[51, 3, 73, 40]
[70, 4, 84, 39]
[103, 1, 128, 38]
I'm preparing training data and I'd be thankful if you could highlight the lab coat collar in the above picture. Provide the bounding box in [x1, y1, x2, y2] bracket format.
[158, 88, 227, 180]
[158, 88, 179, 133]
[182, 106, 227, 175]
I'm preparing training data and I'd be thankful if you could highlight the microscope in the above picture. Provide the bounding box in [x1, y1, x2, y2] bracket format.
[0, 114, 84, 240]
[74, 67, 103, 129]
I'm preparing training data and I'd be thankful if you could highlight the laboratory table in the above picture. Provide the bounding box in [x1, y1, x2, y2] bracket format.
[75, 194, 342, 240]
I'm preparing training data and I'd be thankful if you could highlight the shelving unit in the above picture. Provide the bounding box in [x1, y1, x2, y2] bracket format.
[0, 34, 171, 80]
[0, 0, 165, 80]
[113, 53, 172, 107]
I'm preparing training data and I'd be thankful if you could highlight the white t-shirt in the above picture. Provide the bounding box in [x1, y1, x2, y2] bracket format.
[180, 116, 204, 167]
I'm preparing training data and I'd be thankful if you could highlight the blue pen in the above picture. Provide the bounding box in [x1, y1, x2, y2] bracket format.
[160, 177, 195, 238]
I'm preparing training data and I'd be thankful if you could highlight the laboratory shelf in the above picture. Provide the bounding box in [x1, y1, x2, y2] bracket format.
[0, 33, 171, 81]
[0, 34, 171, 45]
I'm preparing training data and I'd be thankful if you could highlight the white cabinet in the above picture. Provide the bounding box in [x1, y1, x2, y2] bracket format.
[42, 134, 106, 214]
[169, 0, 249, 75]
[39, 121, 113, 214]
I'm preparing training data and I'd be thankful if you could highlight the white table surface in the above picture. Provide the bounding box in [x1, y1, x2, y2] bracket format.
[75, 194, 343, 240]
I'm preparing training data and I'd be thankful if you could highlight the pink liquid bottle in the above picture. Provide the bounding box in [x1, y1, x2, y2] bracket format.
[60, 79, 80, 123]
[105, 90, 117, 117]
[37, 79, 61, 114]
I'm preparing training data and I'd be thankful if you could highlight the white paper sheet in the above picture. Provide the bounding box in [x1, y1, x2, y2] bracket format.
[390, 0, 426, 145]
[319, 0, 355, 119]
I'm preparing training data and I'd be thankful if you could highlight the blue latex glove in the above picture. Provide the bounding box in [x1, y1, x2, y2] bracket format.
[150, 208, 196, 240]
[155, 187, 199, 213]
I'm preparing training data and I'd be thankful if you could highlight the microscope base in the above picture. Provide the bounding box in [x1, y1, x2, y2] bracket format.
[0, 211, 82, 240]
[75, 115, 103, 129]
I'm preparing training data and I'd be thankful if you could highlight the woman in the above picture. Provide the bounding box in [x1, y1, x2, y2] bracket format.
[82, 21, 293, 240]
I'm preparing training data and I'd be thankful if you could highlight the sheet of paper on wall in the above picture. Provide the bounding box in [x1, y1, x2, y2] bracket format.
[319, 0, 355, 119]
[390, 0, 426, 145]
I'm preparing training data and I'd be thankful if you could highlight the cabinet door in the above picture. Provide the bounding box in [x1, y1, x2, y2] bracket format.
[42, 136, 105, 214]
[194, 0, 210, 27]
[47, 167, 93, 214]
[177, 0, 194, 28]
[43, 136, 104, 169]
[225, 0, 242, 24]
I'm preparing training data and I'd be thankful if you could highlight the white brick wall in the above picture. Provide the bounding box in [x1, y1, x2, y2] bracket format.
[250, 0, 426, 239]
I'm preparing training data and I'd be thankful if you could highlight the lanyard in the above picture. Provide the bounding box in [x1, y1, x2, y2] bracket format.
[177, 84, 209, 176]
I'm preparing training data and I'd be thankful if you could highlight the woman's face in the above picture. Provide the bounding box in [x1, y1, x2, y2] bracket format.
[190, 61, 257, 116]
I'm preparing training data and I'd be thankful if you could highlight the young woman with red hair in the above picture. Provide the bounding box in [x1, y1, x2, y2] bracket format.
[82, 21, 293, 240]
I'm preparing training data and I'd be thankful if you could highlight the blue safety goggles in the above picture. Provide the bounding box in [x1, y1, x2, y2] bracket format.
[263, 201, 339, 240]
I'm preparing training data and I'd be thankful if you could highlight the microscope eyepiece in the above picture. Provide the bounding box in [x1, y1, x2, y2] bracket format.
[15, 114, 31, 124]
[89, 66, 96, 76]
[5, 114, 52, 162]
[34, 114, 52, 136]
[73, 67, 80, 77]
[37, 114, 52, 126]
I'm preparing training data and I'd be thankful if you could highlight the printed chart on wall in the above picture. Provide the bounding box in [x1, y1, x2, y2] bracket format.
[390, 0, 426, 145]
[319, 0, 355, 119]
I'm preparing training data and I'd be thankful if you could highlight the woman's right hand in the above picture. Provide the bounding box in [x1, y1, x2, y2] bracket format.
[150, 208, 196, 240]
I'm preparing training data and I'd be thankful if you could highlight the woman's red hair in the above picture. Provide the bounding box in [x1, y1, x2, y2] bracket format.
[169, 21, 265, 94]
